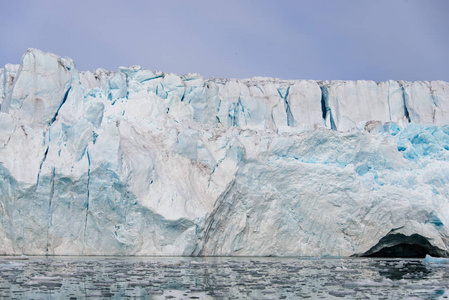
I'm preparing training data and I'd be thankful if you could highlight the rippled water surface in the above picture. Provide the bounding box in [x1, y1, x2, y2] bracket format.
[0, 256, 448, 299]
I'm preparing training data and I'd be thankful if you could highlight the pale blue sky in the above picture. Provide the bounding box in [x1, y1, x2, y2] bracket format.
[1, 0, 448, 81]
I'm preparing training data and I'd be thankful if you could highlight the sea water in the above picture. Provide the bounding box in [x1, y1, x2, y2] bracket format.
[0, 256, 448, 299]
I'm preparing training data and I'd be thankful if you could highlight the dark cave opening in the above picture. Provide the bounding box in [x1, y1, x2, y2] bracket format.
[360, 233, 446, 258]
[364, 243, 432, 258]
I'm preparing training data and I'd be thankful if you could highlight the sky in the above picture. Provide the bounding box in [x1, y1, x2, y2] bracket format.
[1, 0, 448, 82]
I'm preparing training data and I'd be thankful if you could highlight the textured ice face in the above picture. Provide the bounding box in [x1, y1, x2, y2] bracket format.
[0, 48, 448, 256]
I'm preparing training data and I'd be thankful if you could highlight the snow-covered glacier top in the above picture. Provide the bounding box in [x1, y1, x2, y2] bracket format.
[2, 49, 448, 132]
[1, 49, 449, 257]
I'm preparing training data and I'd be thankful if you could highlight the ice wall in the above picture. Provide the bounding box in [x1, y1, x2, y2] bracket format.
[0, 49, 449, 257]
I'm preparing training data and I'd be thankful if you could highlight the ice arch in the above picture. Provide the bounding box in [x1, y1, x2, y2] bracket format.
[360, 234, 447, 258]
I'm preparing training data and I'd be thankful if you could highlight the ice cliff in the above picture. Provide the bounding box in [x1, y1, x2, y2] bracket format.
[1, 49, 449, 257]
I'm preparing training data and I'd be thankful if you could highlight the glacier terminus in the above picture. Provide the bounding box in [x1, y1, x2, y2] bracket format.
[0, 49, 449, 257]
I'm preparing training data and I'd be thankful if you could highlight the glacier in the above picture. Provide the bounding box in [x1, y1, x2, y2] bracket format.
[0, 48, 449, 257]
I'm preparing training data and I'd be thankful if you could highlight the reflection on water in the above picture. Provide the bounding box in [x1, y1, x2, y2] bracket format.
[0, 256, 448, 299]
[372, 260, 431, 281]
